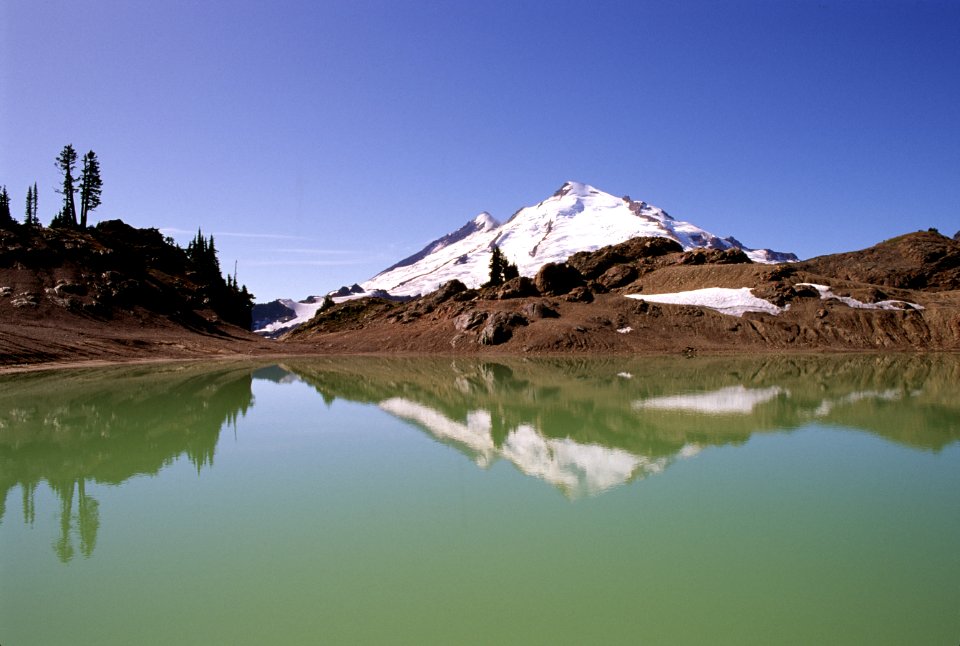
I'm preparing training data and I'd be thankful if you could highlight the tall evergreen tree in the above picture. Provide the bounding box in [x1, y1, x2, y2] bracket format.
[0, 186, 12, 225]
[79, 150, 102, 228]
[488, 246, 506, 286]
[25, 185, 33, 224]
[55, 144, 79, 228]
[29, 182, 39, 226]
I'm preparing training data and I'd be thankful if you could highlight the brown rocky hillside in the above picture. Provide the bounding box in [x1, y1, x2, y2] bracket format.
[0, 221, 298, 366]
[284, 232, 960, 354]
[797, 230, 960, 291]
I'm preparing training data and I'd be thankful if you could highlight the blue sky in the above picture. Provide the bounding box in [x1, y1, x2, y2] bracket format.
[2, 0, 958, 301]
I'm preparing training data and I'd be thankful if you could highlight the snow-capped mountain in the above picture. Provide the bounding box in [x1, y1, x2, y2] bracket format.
[360, 181, 796, 297]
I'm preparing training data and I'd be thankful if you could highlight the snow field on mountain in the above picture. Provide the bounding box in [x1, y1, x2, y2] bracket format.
[359, 181, 794, 298]
[254, 298, 324, 334]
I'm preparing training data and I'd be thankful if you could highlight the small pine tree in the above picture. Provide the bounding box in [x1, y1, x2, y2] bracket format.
[487, 246, 506, 287]
[486, 245, 518, 286]
[50, 207, 71, 228]
[0, 186, 12, 225]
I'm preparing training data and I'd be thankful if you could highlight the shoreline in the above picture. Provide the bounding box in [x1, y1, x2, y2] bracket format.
[3, 345, 957, 375]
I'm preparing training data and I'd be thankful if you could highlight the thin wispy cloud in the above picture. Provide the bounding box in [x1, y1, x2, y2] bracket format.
[213, 231, 315, 241]
[244, 259, 370, 267]
[267, 248, 360, 255]
[159, 227, 313, 241]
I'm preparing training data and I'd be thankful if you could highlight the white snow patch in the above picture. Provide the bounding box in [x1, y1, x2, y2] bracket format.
[254, 298, 324, 335]
[634, 385, 785, 415]
[797, 283, 924, 311]
[625, 287, 784, 317]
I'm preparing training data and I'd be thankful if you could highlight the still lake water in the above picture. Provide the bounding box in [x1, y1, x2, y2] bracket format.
[1, 355, 958, 645]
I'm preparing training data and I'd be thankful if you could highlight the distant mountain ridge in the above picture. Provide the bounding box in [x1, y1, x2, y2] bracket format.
[359, 181, 796, 298]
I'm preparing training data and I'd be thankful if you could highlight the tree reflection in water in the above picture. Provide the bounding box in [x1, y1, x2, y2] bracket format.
[0, 364, 255, 561]
[1, 354, 958, 557]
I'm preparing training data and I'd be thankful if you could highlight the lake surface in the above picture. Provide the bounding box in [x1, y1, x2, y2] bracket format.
[1, 355, 959, 645]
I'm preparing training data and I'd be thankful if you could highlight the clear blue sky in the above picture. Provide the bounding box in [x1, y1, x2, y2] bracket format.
[2, 0, 958, 301]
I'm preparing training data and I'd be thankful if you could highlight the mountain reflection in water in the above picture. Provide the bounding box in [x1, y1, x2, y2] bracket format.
[1, 355, 958, 558]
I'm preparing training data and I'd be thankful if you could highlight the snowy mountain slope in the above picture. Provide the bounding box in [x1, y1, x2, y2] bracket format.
[359, 181, 796, 297]
[254, 298, 325, 337]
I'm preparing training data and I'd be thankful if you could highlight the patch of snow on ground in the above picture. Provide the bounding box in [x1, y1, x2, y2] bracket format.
[254, 298, 324, 335]
[797, 283, 924, 311]
[625, 287, 784, 317]
[634, 385, 785, 415]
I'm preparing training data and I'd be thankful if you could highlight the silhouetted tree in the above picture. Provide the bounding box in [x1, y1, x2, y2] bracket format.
[25, 185, 33, 224]
[487, 246, 506, 286]
[78, 150, 102, 228]
[486, 245, 519, 286]
[0, 185, 12, 225]
[55, 144, 79, 228]
[25, 182, 39, 227]
[186, 228, 253, 327]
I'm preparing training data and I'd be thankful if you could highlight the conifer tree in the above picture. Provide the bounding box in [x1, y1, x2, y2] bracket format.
[486, 245, 519, 286]
[27, 182, 39, 226]
[78, 150, 102, 228]
[0, 186, 12, 225]
[488, 246, 506, 287]
[25, 185, 33, 224]
[55, 144, 79, 228]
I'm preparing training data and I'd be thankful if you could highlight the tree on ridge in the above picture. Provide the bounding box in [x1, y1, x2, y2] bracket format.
[79, 150, 102, 228]
[54, 144, 79, 228]
[0, 186, 12, 224]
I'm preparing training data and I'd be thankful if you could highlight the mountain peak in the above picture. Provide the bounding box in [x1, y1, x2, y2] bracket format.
[473, 212, 500, 230]
[554, 181, 598, 199]
[358, 182, 796, 297]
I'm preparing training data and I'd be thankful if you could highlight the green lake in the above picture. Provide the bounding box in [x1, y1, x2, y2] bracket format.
[1, 355, 959, 645]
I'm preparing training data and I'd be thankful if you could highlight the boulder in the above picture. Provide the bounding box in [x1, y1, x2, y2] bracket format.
[521, 301, 560, 320]
[496, 276, 538, 299]
[454, 310, 487, 331]
[430, 279, 468, 303]
[597, 264, 637, 290]
[534, 262, 584, 296]
[565, 286, 594, 303]
[478, 311, 527, 346]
